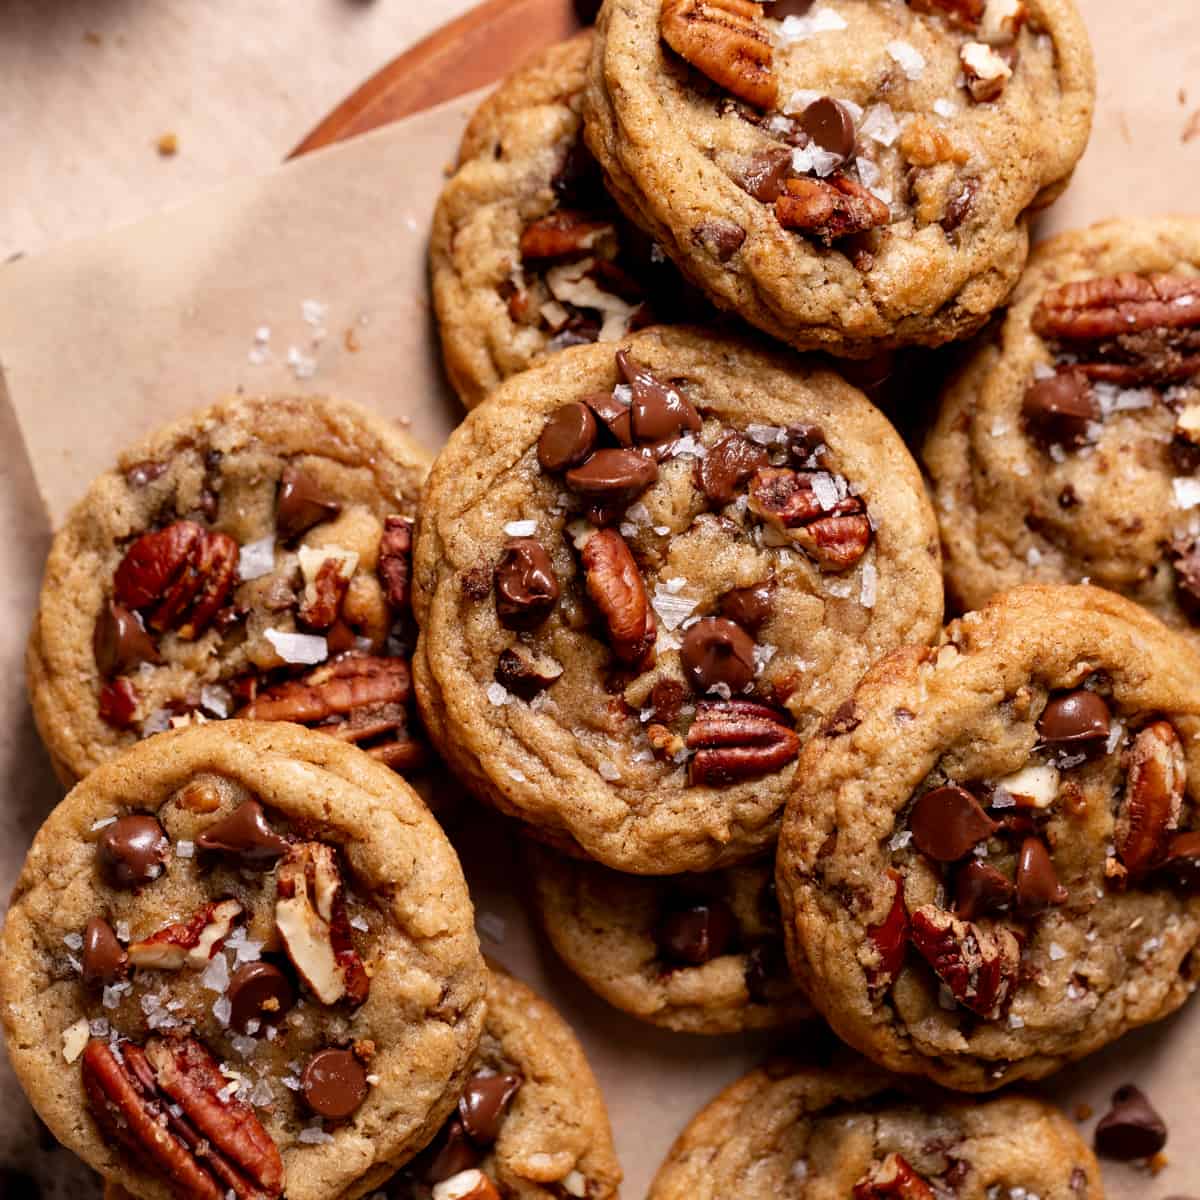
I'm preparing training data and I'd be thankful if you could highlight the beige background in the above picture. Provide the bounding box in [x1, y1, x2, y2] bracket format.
[2, 3, 1200, 1198]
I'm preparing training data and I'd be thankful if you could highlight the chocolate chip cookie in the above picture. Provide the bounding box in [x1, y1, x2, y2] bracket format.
[925, 217, 1200, 647]
[413, 327, 943, 873]
[0, 720, 486, 1200]
[584, 0, 1094, 357]
[776, 583, 1200, 1091]
[526, 842, 811, 1032]
[432, 32, 700, 409]
[27, 394, 430, 785]
[648, 1058, 1102, 1199]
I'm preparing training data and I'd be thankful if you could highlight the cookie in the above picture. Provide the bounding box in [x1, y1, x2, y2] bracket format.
[27, 394, 430, 785]
[431, 32, 701, 409]
[925, 217, 1200, 645]
[583, 0, 1094, 357]
[526, 842, 811, 1032]
[383, 965, 622, 1199]
[647, 1058, 1102, 1199]
[412, 327, 943, 873]
[0, 721, 486, 1200]
[776, 583, 1200, 1091]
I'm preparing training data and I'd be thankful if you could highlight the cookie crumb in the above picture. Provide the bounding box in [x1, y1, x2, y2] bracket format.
[156, 132, 179, 157]
[1074, 1102, 1093, 1121]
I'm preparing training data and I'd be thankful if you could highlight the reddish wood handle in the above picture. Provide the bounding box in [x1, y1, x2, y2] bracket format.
[290, 0, 583, 158]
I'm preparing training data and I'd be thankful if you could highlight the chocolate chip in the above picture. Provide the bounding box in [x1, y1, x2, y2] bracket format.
[1038, 690, 1111, 752]
[824, 699, 861, 737]
[458, 1072, 522, 1145]
[693, 218, 746, 262]
[785, 423, 828, 465]
[1094, 1085, 1167, 1160]
[942, 178, 979, 234]
[801, 97, 856, 161]
[744, 942, 786, 1003]
[551, 136, 603, 207]
[564, 448, 658, 502]
[97, 815, 170, 889]
[493, 538, 560, 631]
[495, 647, 563, 699]
[1022, 370, 1099, 450]
[420, 1118, 481, 1185]
[276, 465, 342, 542]
[908, 786, 998, 862]
[81, 917, 128, 986]
[93, 601, 160, 677]
[681, 618, 756, 695]
[1015, 837, 1068, 915]
[719, 580, 775, 631]
[696, 433, 770, 504]
[537, 403, 598, 473]
[196, 800, 290, 865]
[125, 460, 167, 489]
[1058, 484, 1080, 509]
[953, 861, 1014, 920]
[1158, 831, 1200, 890]
[584, 391, 634, 447]
[301, 1048, 369, 1120]
[656, 899, 738, 965]
[228, 962, 294, 1033]
[617, 350, 702, 448]
[732, 147, 794, 204]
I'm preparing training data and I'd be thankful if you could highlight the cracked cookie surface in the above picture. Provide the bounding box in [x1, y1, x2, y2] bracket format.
[412, 327, 942, 874]
[584, 0, 1094, 358]
[27, 394, 430, 785]
[925, 217, 1200, 652]
[776, 584, 1200, 1091]
[647, 1058, 1102, 1199]
[0, 721, 485, 1200]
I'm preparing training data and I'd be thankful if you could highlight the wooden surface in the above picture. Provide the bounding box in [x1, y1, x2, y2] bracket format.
[292, 0, 583, 156]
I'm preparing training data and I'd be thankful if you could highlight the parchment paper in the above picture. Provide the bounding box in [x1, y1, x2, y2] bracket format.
[1, 5, 1200, 1196]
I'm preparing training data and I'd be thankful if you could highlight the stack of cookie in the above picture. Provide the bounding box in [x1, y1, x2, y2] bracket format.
[5, 0, 1200, 1196]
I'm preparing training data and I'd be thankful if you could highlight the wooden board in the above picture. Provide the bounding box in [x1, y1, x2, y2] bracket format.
[290, 0, 585, 158]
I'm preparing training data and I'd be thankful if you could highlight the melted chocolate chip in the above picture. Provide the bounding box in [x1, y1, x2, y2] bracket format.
[616, 350, 702, 448]
[276, 465, 342, 542]
[93, 601, 160, 677]
[301, 1048, 369, 1120]
[493, 538, 560, 631]
[1159, 831, 1200, 890]
[1022, 371, 1099, 450]
[732, 147, 794, 204]
[696, 433, 770, 504]
[681, 618, 756, 695]
[719, 581, 775, 631]
[942, 178, 979, 234]
[656, 899, 738, 966]
[1038, 690, 1111, 752]
[81, 917, 128, 986]
[744, 942, 786, 1003]
[584, 391, 634, 447]
[125, 460, 167, 489]
[97, 815, 170, 890]
[908, 787, 997, 863]
[227, 962, 294, 1033]
[538, 403, 598, 472]
[1094, 1085, 1167, 1161]
[564, 448, 658, 501]
[801, 97, 856, 161]
[458, 1072, 522, 1145]
[693, 218, 747, 262]
[1015, 837, 1068, 915]
[953, 861, 1014, 920]
[420, 1118, 480, 1184]
[195, 800, 290, 865]
[551, 136, 603, 207]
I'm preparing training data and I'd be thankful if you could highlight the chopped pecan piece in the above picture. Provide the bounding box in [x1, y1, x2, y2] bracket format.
[686, 698, 799, 785]
[980, 0, 1027, 43]
[297, 547, 356, 631]
[661, 0, 777, 110]
[579, 528, 656, 665]
[908, 0, 984, 28]
[854, 1153, 936, 1200]
[1116, 721, 1186, 874]
[99, 677, 140, 729]
[127, 899, 243, 971]
[910, 905, 1020, 1019]
[961, 41, 1012, 102]
[747, 467, 873, 570]
[519, 211, 615, 261]
[378, 515, 414, 610]
[866, 870, 910, 995]
[775, 175, 891, 244]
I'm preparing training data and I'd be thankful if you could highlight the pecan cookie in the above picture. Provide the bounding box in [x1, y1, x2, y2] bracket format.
[27, 394, 430, 785]
[583, 0, 1094, 358]
[648, 1058, 1102, 1199]
[925, 218, 1200, 647]
[526, 842, 811, 1032]
[432, 32, 701, 409]
[0, 720, 486, 1200]
[776, 584, 1200, 1091]
[412, 327, 943, 873]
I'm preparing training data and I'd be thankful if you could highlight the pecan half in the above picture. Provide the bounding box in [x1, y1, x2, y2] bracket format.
[686, 698, 799, 785]
[854, 1153, 936, 1200]
[275, 842, 369, 1006]
[378, 515, 414, 610]
[910, 905, 1020, 1019]
[1116, 721, 1186, 874]
[81, 1037, 282, 1200]
[1032, 273, 1200, 386]
[579, 528, 656, 665]
[661, 0, 777, 110]
[239, 653, 409, 723]
[866, 870, 910, 996]
[747, 467, 872, 570]
[519, 211, 615, 261]
[775, 175, 891, 244]
[127, 899, 243, 971]
[908, 0, 984, 29]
